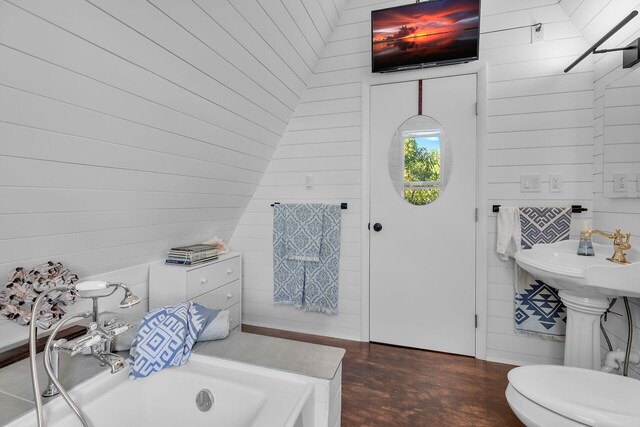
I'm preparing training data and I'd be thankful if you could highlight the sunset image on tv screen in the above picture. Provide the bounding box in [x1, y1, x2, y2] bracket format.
[372, 0, 480, 72]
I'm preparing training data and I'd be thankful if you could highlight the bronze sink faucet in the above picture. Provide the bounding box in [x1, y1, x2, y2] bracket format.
[582, 229, 632, 264]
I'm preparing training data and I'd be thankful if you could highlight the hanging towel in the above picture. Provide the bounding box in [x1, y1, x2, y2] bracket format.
[514, 207, 572, 341]
[273, 203, 341, 315]
[519, 207, 572, 249]
[302, 205, 341, 314]
[284, 204, 324, 262]
[273, 204, 306, 308]
[129, 302, 218, 379]
[496, 206, 521, 261]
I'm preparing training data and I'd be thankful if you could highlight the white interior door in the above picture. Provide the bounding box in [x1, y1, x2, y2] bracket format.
[369, 74, 477, 356]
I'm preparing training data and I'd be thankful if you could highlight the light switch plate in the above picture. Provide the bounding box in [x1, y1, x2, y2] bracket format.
[521, 175, 540, 192]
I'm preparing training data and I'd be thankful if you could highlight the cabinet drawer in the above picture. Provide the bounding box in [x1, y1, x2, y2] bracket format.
[228, 302, 241, 330]
[191, 280, 240, 311]
[186, 257, 240, 299]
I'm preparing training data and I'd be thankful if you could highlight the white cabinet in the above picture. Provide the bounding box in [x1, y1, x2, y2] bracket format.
[149, 253, 241, 330]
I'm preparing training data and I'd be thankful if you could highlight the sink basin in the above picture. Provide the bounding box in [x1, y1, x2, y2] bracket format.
[515, 240, 640, 298]
[515, 239, 640, 370]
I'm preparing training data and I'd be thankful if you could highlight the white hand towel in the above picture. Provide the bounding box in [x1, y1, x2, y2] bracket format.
[496, 206, 521, 260]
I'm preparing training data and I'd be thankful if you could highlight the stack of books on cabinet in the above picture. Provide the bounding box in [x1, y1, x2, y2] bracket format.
[165, 244, 219, 266]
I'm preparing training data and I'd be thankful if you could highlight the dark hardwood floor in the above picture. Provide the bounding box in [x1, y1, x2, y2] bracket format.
[243, 325, 524, 427]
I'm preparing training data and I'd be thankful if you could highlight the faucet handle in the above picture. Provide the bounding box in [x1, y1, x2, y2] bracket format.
[55, 333, 104, 356]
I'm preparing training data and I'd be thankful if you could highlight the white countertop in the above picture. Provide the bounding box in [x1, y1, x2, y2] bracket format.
[194, 330, 345, 380]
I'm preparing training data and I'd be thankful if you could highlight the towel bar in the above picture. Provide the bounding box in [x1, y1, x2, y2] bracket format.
[492, 204, 587, 213]
[271, 202, 348, 209]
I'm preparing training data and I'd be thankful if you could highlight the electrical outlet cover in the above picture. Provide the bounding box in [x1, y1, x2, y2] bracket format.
[613, 173, 627, 193]
[549, 174, 562, 193]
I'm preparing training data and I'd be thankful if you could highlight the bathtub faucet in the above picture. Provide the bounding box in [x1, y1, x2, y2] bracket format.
[42, 281, 141, 397]
[30, 281, 142, 427]
[57, 321, 132, 371]
[43, 319, 134, 397]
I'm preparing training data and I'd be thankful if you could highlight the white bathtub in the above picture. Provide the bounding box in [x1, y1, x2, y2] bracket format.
[8, 354, 314, 427]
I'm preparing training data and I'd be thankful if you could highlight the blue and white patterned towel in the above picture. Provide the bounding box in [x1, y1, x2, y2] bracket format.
[520, 207, 572, 249]
[303, 205, 341, 314]
[129, 302, 218, 379]
[273, 204, 341, 315]
[284, 204, 325, 262]
[515, 207, 571, 340]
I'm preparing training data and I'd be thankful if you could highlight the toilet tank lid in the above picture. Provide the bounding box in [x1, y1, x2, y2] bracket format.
[508, 365, 640, 427]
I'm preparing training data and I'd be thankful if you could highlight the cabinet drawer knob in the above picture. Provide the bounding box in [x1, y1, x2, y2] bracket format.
[227, 293, 233, 299]
[226, 269, 233, 274]
[200, 278, 208, 284]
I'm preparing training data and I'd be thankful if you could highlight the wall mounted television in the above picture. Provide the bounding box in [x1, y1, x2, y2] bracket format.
[372, 0, 480, 73]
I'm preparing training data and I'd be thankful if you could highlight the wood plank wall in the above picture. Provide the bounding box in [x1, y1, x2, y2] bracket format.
[232, 0, 595, 363]
[0, 0, 346, 351]
[561, 0, 640, 378]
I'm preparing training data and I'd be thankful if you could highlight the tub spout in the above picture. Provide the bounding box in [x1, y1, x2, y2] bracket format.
[92, 352, 126, 374]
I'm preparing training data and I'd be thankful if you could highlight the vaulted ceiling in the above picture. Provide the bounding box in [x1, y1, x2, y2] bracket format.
[6, 0, 639, 280]
[560, 0, 640, 46]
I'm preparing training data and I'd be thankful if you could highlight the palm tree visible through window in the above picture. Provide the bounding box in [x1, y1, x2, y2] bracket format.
[403, 130, 441, 205]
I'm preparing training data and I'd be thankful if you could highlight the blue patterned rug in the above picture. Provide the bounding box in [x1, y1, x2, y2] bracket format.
[515, 207, 571, 340]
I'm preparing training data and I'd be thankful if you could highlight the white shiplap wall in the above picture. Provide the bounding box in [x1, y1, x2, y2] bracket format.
[604, 67, 640, 197]
[484, 0, 594, 364]
[232, 0, 596, 361]
[561, 0, 640, 378]
[0, 0, 346, 350]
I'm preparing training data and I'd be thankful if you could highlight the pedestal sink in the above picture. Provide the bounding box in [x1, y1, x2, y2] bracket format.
[515, 240, 640, 370]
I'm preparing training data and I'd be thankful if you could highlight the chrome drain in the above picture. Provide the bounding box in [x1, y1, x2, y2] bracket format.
[195, 389, 214, 412]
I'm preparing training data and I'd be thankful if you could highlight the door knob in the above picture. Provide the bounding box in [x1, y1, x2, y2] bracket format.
[373, 223, 383, 232]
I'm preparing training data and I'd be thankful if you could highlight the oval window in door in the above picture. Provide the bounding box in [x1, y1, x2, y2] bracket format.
[388, 115, 451, 206]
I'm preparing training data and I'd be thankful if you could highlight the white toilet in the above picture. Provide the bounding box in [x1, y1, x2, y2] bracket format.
[506, 365, 640, 426]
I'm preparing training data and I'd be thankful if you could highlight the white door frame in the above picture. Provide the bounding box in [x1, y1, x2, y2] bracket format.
[360, 62, 489, 359]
